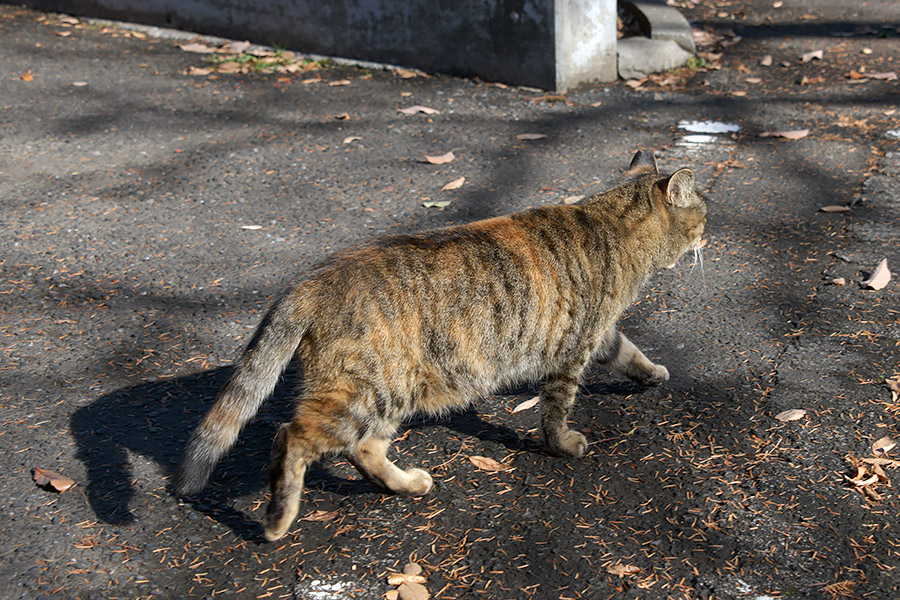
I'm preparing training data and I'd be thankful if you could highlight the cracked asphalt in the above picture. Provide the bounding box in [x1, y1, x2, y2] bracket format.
[1, 1, 899, 598]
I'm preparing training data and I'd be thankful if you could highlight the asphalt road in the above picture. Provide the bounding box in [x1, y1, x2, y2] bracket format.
[1, 1, 899, 599]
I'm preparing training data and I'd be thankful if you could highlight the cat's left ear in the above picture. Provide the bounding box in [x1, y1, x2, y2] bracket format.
[665, 169, 696, 207]
[627, 150, 659, 175]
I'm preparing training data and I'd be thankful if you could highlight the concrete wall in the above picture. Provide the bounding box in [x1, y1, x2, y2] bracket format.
[24, 0, 617, 90]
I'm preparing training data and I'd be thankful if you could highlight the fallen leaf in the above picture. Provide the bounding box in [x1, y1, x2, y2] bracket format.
[240, 225, 263, 230]
[441, 177, 465, 191]
[801, 49, 823, 62]
[179, 42, 216, 54]
[329, 79, 352, 86]
[57, 15, 79, 24]
[867, 71, 897, 80]
[848, 70, 866, 80]
[862, 457, 900, 467]
[625, 79, 645, 89]
[187, 67, 212, 76]
[385, 591, 400, 600]
[760, 129, 809, 140]
[775, 409, 807, 422]
[71, 81, 88, 87]
[397, 581, 429, 600]
[300, 509, 339, 522]
[302, 77, 322, 84]
[468, 455, 513, 472]
[387, 573, 427, 585]
[20, 70, 33, 82]
[53, 30, 71, 37]
[403, 563, 423, 576]
[342, 136, 363, 145]
[873, 436, 896, 455]
[830, 277, 846, 286]
[422, 201, 451, 209]
[32, 467, 75, 493]
[885, 378, 900, 399]
[512, 396, 540, 414]
[760, 54, 773, 67]
[398, 105, 440, 115]
[424, 151, 455, 165]
[224, 40, 251, 54]
[333, 113, 350, 120]
[819, 205, 850, 213]
[606, 563, 642, 577]
[861, 258, 890, 290]
[217, 62, 243, 74]
[516, 133, 547, 140]
[745, 77, 762, 84]
[800, 75, 825, 85]
[563, 196, 583, 204]
[850, 472, 879, 486]
[396, 69, 421, 79]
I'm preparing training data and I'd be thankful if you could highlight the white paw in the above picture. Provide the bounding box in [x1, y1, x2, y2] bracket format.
[403, 468, 434, 496]
[556, 430, 588, 458]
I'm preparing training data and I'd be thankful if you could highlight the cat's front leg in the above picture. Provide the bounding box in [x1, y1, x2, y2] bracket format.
[597, 329, 669, 385]
[541, 369, 588, 457]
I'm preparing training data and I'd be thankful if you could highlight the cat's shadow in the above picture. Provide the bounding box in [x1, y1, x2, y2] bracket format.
[72, 367, 639, 540]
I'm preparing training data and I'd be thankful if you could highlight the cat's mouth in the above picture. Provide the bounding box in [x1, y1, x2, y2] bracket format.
[665, 236, 706, 270]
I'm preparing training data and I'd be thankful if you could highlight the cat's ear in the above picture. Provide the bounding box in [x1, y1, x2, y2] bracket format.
[627, 150, 658, 175]
[665, 169, 696, 207]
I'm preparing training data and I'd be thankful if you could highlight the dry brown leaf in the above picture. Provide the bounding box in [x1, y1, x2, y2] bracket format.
[862, 457, 900, 467]
[885, 378, 900, 401]
[224, 40, 251, 54]
[512, 396, 540, 414]
[801, 75, 825, 85]
[516, 133, 547, 140]
[468, 455, 513, 472]
[760, 129, 810, 140]
[861, 258, 890, 290]
[385, 591, 400, 600]
[398, 105, 440, 115]
[299, 509, 339, 522]
[217, 62, 243, 74]
[820, 205, 850, 213]
[53, 30, 71, 37]
[397, 581, 429, 600]
[187, 66, 212, 76]
[873, 436, 896, 455]
[801, 49, 824, 62]
[424, 151, 455, 165]
[387, 573, 427, 585]
[775, 409, 807, 422]
[342, 136, 363, 145]
[333, 113, 350, 120]
[32, 467, 75, 493]
[441, 177, 465, 191]
[403, 563, 423, 576]
[563, 195, 583, 204]
[330, 79, 352, 86]
[179, 42, 216, 54]
[20, 70, 33, 82]
[851, 472, 879, 486]
[240, 224, 262, 230]
[606, 563, 642, 577]
[760, 54, 773, 67]
[830, 277, 846, 286]
[868, 71, 898, 80]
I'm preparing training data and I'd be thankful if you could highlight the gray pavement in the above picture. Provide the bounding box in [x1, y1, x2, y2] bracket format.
[1, 2, 899, 599]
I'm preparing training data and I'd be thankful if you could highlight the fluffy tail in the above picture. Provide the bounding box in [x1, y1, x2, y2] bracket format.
[173, 291, 312, 496]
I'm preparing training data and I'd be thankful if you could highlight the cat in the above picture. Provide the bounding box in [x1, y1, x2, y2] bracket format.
[174, 150, 707, 541]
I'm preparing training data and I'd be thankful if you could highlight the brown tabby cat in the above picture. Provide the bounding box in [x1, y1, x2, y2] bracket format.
[174, 150, 707, 541]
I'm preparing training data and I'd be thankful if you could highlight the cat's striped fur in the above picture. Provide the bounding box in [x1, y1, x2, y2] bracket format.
[174, 150, 707, 540]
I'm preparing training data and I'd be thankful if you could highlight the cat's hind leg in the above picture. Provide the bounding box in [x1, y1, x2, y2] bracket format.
[263, 397, 348, 541]
[598, 329, 669, 385]
[347, 436, 433, 497]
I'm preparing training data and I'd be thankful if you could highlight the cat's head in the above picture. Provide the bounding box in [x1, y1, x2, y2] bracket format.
[622, 150, 707, 270]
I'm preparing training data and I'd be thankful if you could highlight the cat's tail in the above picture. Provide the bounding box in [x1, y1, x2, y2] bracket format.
[173, 287, 314, 496]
